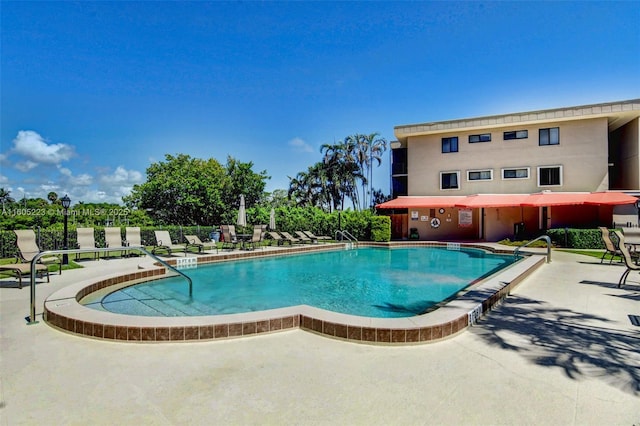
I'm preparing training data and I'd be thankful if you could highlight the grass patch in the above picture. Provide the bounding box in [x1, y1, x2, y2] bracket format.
[498, 238, 554, 248]
[0, 257, 83, 280]
[555, 248, 615, 261]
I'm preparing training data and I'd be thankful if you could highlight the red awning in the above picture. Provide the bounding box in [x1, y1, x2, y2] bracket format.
[375, 196, 467, 209]
[455, 194, 531, 208]
[520, 192, 588, 207]
[584, 192, 638, 205]
[376, 192, 638, 209]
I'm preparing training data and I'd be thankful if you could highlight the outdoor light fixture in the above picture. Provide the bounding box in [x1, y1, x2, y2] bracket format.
[61, 194, 71, 265]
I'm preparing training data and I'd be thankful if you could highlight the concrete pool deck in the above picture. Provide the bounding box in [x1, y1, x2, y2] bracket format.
[1, 247, 639, 424]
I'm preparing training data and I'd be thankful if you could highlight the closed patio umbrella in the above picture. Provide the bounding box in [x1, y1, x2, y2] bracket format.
[269, 208, 276, 231]
[237, 194, 247, 228]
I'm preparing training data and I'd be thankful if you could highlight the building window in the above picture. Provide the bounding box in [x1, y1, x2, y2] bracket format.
[504, 130, 528, 140]
[392, 176, 408, 198]
[467, 169, 493, 181]
[502, 167, 530, 179]
[538, 166, 562, 186]
[469, 133, 491, 143]
[442, 137, 458, 153]
[539, 127, 559, 145]
[440, 171, 460, 190]
[391, 148, 408, 175]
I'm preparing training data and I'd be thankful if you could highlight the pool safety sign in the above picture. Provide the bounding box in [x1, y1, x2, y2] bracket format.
[458, 209, 473, 227]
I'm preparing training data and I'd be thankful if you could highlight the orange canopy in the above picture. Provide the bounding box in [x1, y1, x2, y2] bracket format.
[376, 192, 638, 209]
[520, 192, 589, 207]
[584, 192, 639, 205]
[454, 194, 531, 208]
[375, 196, 467, 209]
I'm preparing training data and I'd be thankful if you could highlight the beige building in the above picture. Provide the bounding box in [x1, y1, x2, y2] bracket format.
[378, 99, 640, 241]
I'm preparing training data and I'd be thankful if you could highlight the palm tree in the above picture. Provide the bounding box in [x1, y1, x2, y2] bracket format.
[288, 170, 316, 207]
[348, 133, 387, 209]
[321, 141, 364, 211]
[47, 191, 58, 204]
[0, 188, 14, 205]
[288, 163, 334, 211]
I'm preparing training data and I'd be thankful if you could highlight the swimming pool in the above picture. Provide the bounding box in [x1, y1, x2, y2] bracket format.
[86, 247, 516, 318]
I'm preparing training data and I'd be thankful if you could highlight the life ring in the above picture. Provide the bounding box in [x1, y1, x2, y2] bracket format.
[430, 217, 441, 228]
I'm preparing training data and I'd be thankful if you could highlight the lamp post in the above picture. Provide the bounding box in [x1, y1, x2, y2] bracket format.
[61, 194, 71, 265]
[337, 208, 342, 241]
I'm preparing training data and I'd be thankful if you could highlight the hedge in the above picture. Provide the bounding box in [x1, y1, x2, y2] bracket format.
[0, 225, 217, 259]
[0, 211, 394, 259]
[546, 228, 606, 249]
[370, 215, 391, 242]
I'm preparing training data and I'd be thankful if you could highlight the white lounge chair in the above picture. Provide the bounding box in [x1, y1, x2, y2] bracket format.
[152, 230, 186, 255]
[104, 227, 125, 258]
[14, 229, 62, 274]
[76, 227, 99, 260]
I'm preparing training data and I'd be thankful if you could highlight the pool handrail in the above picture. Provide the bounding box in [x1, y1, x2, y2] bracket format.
[513, 235, 552, 263]
[26, 246, 193, 325]
[335, 230, 358, 247]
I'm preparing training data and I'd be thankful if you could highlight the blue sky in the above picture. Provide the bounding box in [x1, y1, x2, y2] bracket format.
[1, 1, 639, 205]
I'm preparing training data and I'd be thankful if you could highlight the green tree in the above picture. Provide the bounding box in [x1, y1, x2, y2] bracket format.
[350, 133, 387, 209]
[47, 192, 58, 204]
[263, 189, 295, 209]
[123, 154, 269, 226]
[288, 162, 333, 211]
[221, 156, 270, 219]
[287, 132, 388, 212]
[0, 188, 15, 206]
[371, 188, 391, 207]
[321, 141, 364, 211]
[123, 154, 228, 225]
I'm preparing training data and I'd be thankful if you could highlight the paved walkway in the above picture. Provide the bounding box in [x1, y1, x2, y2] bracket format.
[1, 250, 639, 425]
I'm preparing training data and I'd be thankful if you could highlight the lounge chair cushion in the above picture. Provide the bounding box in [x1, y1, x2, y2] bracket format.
[0, 262, 49, 289]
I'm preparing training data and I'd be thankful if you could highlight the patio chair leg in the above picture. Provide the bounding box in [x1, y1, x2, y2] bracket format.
[618, 269, 630, 288]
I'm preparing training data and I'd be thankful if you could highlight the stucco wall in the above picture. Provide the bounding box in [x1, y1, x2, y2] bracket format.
[404, 207, 478, 241]
[406, 117, 609, 195]
[611, 117, 640, 190]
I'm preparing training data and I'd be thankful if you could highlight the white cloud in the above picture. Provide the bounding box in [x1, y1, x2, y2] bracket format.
[40, 183, 60, 192]
[90, 166, 145, 202]
[70, 174, 93, 186]
[3, 131, 144, 205]
[99, 166, 143, 186]
[288, 137, 315, 153]
[57, 165, 93, 186]
[15, 160, 38, 172]
[12, 130, 75, 165]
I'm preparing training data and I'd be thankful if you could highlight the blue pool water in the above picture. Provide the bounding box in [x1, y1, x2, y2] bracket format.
[88, 247, 516, 318]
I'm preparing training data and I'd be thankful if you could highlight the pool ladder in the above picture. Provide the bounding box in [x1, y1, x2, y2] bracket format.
[513, 235, 552, 263]
[25, 246, 193, 325]
[335, 230, 358, 249]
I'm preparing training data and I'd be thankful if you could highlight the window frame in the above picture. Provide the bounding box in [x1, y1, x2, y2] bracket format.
[537, 165, 563, 187]
[467, 169, 493, 181]
[441, 137, 459, 153]
[440, 171, 461, 190]
[468, 133, 492, 143]
[539, 127, 560, 146]
[501, 167, 530, 180]
[503, 130, 528, 140]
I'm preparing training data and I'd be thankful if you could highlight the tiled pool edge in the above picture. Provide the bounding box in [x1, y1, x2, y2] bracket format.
[43, 243, 546, 345]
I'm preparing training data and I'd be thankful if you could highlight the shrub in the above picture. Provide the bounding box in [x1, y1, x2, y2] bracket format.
[546, 228, 605, 249]
[370, 215, 391, 242]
